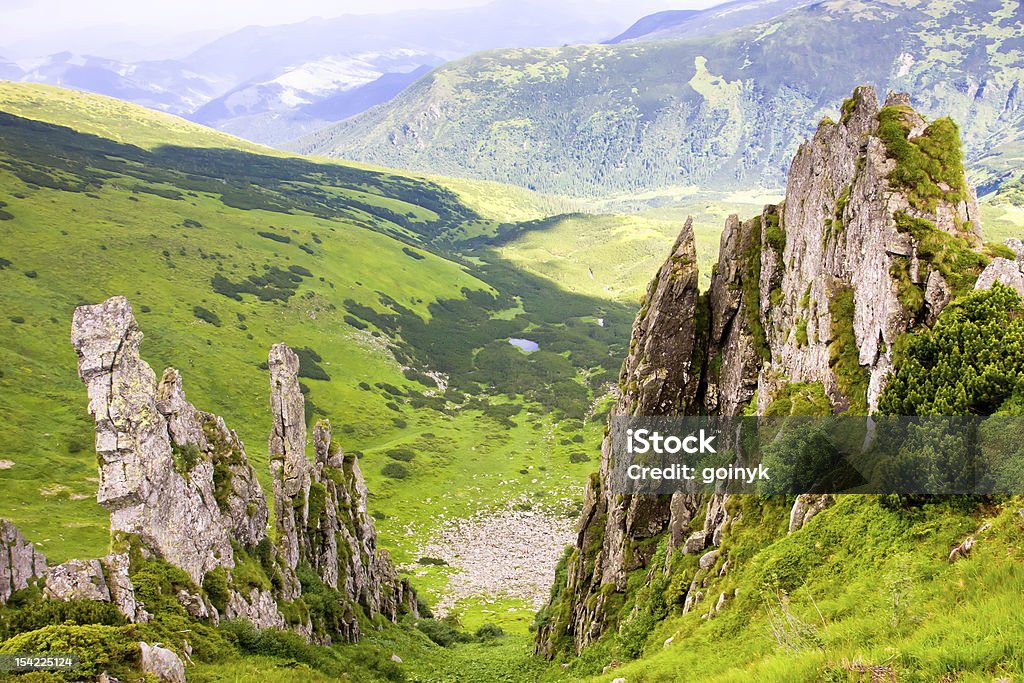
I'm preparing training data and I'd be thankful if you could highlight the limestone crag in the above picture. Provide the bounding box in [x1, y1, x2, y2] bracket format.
[66, 298, 412, 646]
[271, 348, 418, 642]
[155, 369, 268, 548]
[536, 88, 991, 657]
[759, 86, 980, 413]
[71, 297, 239, 585]
[0, 520, 46, 604]
[268, 343, 312, 576]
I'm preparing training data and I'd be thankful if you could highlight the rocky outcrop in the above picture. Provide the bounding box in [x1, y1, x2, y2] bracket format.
[268, 344, 311, 577]
[139, 642, 186, 683]
[69, 298, 411, 645]
[536, 87, 991, 658]
[0, 520, 46, 604]
[224, 588, 286, 630]
[975, 240, 1024, 296]
[72, 297, 244, 585]
[154, 369, 268, 549]
[538, 220, 704, 654]
[759, 86, 980, 414]
[270, 347, 418, 641]
[789, 494, 833, 533]
[43, 554, 149, 622]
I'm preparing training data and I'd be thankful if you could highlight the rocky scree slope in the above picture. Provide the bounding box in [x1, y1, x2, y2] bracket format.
[534, 86, 1019, 657]
[0, 296, 415, 646]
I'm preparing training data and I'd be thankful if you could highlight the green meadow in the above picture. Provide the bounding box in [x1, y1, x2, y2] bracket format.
[1, 81, 1024, 682]
[0, 82, 634, 631]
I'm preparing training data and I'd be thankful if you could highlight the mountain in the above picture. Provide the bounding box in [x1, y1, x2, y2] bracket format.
[296, 0, 1024, 200]
[181, 0, 628, 143]
[3, 80, 1021, 682]
[14, 52, 225, 116]
[605, 10, 701, 43]
[190, 55, 440, 145]
[606, 0, 812, 43]
[5, 0, 631, 144]
[0, 58, 21, 81]
[180, 0, 623, 87]
[0, 81, 641, 644]
[534, 87, 1024, 679]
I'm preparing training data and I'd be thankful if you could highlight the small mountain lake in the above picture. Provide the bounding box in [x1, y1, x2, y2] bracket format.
[508, 338, 539, 352]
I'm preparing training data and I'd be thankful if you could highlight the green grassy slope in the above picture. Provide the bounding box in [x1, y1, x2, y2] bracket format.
[0, 84, 641, 632]
[295, 0, 1024, 199]
[100, 495, 1024, 683]
[552, 496, 1024, 683]
[0, 81, 275, 153]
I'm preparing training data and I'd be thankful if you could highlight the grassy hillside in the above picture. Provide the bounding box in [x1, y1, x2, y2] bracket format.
[0, 83, 644, 633]
[544, 496, 1024, 683]
[0, 81, 275, 153]
[294, 0, 1024, 199]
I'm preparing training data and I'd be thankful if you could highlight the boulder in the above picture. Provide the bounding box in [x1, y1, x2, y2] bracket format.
[0, 519, 46, 604]
[139, 642, 185, 683]
[45, 559, 110, 602]
[975, 258, 1024, 298]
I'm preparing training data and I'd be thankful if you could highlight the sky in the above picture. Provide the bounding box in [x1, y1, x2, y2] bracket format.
[1, 0, 724, 59]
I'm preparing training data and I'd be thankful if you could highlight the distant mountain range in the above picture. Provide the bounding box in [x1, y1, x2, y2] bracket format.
[293, 0, 1024, 200]
[1, 0, 633, 144]
[606, 0, 813, 43]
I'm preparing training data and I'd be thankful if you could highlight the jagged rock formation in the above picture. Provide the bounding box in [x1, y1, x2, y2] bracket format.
[268, 344, 311, 585]
[537, 221, 703, 652]
[72, 297, 251, 584]
[67, 298, 414, 645]
[536, 87, 992, 657]
[154, 369, 269, 548]
[44, 554, 149, 622]
[0, 520, 46, 604]
[270, 347, 419, 640]
[757, 86, 981, 414]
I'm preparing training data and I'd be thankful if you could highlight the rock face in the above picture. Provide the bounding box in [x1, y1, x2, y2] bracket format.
[139, 642, 186, 683]
[71, 297, 247, 585]
[154, 369, 269, 549]
[0, 520, 46, 604]
[759, 86, 981, 414]
[67, 298, 412, 646]
[268, 344, 311, 579]
[536, 220, 704, 653]
[976, 243, 1024, 296]
[269, 346, 418, 641]
[535, 87, 990, 657]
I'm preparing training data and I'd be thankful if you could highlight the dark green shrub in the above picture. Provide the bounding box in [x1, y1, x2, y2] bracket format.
[1, 599, 125, 640]
[414, 618, 472, 647]
[386, 448, 416, 462]
[881, 284, 1024, 416]
[192, 306, 221, 327]
[0, 624, 139, 681]
[202, 568, 230, 614]
[257, 230, 291, 243]
[474, 623, 505, 640]
[381, 463, 409, 479]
